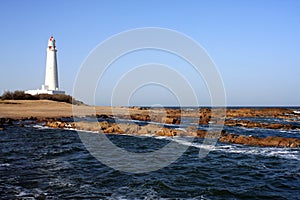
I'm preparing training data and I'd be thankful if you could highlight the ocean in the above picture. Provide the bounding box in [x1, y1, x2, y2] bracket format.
[0, 115, 300, 199]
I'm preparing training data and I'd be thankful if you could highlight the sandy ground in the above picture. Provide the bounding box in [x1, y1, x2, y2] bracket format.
[0, 100, 130, 119]
[0, 100, 194, 120]
[0, 99, 296, 120]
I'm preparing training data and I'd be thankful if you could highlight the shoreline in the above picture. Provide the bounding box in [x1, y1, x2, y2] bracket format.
[2, 117, 298, 148]
[1, 100, 300, 148]
[1, 100, 300, 119]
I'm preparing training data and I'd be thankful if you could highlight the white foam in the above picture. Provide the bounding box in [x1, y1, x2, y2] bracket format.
[32, 124, 48, 129]
[16, 191, 28, 197]
[174, 127, 187, 132]
[0, 163, 10, 167]
[32, 123, 300, 161]
[155, 136, 171, 140]
[167, 137, 300, 161]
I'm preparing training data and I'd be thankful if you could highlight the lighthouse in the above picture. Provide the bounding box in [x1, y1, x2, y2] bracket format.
[44, 36, 59, 91]
[26, 36, 65, 95]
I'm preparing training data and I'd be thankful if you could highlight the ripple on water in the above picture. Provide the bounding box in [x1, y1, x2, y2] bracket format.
[0, 125, 299, 199]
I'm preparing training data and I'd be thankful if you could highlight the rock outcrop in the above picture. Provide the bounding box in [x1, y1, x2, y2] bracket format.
[225, 120, 299, 130]
[219, 133, 300, 148]
[226, 107, 295, 119]
[128, 113, 180, 125]
[45, 121, 75, 129]
[3, 105, 299, 148]
[44, 119, 300, 148]
[130, 113, 151, 122]
[199, 108, 211, 124]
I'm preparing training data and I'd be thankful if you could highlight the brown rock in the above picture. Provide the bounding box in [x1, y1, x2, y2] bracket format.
[42, 116, 300, 148]
[118, 123, 140, 134]
[225, 119, 296, 130]
[96, 114, 110, 119]
[219, 133, 238, 143]
[266, 124, 284, 129]
[219, 133, 300, 148]
[103, 126, 114, 133]
[58, 122, 66, 128]
[98, 121, 109, 130]
[196, 130, 208, 138]
[234, 135, 250, 144]
[137, 124, 160, 135]
[156, 128, 176, 137]
[163, 117, 180, 124]
[130, 114, 150, 122]
[103, 124, 125, 134]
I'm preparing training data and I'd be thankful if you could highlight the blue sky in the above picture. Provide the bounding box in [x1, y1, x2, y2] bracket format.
[0, 0, 299, 106]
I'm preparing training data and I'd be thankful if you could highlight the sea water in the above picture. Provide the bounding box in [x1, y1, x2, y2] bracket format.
[0, 120, 299, 199]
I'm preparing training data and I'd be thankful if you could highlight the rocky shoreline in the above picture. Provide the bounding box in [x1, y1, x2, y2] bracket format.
[43, 119, 300, 148]
[3, 116, 299, 148]
[1, 101, 300, 148]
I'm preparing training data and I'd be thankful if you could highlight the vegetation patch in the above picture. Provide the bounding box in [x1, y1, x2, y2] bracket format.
[0, 91, 84, 105]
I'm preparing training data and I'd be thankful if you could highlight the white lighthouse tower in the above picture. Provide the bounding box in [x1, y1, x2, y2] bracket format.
[43, 36, 59, 91]
[26, 36, 65, 95]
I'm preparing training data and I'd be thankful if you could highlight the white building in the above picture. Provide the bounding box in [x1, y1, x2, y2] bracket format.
[26, 36, 65, 95]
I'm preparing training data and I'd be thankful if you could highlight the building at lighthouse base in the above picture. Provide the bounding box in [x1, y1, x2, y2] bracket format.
[25, 87, 65, 96]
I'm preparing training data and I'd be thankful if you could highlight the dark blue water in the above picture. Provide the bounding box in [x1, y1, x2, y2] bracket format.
[0, 125, 299, 199]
